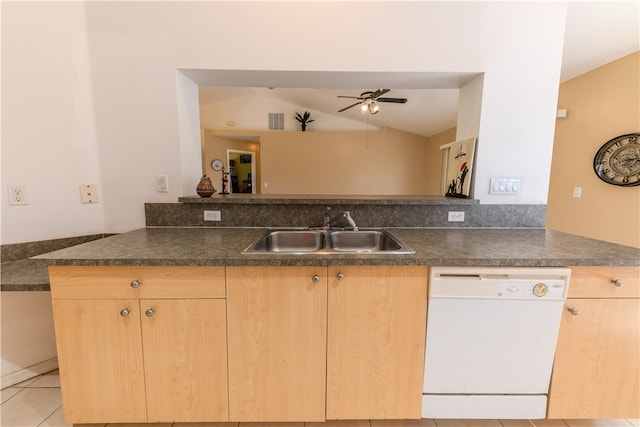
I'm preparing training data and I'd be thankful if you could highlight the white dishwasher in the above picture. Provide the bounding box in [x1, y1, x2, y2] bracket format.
[422, 266, 571, 420]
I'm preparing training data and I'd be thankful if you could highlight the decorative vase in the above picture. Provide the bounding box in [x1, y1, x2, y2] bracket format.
[196, 175, 216, 197]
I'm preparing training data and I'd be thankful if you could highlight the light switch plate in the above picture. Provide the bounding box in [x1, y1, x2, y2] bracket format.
[156, 175, 169, 193]
[572, 187, 582, 198]
[489, 177, 521, 195]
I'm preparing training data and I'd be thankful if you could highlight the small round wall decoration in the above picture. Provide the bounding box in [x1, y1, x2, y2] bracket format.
[593, 132, 640, 187]
[211, 159, 224, 171]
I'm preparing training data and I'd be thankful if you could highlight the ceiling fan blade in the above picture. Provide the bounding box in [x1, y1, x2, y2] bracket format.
[371, 88, 390, 98]
[376, 97, 408, 104]
[337, 95, 364, 100]
[338, 101, 363, 112]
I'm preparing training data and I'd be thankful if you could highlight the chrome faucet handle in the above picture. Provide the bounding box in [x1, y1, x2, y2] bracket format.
[343, 211, 358, 230]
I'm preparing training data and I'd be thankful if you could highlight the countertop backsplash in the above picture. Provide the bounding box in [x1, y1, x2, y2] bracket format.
[148, 196, 546, 229]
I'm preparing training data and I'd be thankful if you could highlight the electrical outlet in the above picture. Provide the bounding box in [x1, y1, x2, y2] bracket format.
[204, 210, 221, 221]
[448, 211, 465, 222]
[7, 185, 28, 205]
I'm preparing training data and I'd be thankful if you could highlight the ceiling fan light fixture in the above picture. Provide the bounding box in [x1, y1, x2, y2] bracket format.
[360, 99, 379, 115]
[338, 89, 404, 114]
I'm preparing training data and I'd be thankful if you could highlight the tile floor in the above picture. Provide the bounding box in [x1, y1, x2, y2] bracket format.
[1, 371, 638, 427]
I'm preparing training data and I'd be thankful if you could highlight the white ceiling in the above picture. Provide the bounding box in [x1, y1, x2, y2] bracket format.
[196, 2, 639, 137]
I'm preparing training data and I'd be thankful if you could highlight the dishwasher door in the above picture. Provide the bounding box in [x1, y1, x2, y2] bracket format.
[422, 267, 570, 419]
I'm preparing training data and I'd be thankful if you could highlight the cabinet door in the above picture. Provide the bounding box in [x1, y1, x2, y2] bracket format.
[141, 299, 229, 422]
[568, 266, 640, 298]
[327, 265, 428, 419]
[226, 266, 327, 421]
[548, 298, 640, 418]
[51, 299, 147, 424]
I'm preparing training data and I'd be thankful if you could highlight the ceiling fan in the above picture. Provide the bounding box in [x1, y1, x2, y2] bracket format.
[337, 88, 407, 114]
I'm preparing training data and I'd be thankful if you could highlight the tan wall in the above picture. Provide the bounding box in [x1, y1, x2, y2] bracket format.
[424, 127, 458, 195]
[203, 130, 261, 193]
[547, 52, 640, 248]
[204, 128, 434, 195]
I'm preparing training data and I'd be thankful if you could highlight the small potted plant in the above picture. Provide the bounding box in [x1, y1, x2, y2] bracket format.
[294, 111, 314, 131]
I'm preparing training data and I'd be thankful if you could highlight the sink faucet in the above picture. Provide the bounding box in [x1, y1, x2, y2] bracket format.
[322, 207, 333, 227]
[319, 207, 358, 230]
[343, 211, 358, 231]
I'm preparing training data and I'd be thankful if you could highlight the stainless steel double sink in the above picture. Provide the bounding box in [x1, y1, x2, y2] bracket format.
[242, 229, 415, 255]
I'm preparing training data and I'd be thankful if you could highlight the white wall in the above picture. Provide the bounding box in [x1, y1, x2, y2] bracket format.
[176, 72, 204, 196]
[2, 1, 567, 244]
[1, 292, 58, 388]
[1, 3, 106, 243]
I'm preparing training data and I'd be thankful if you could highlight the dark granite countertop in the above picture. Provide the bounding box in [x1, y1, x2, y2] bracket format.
[1, 259, 52, 291]
[33, 227, 640, 267]
[5, 227, 637, 292]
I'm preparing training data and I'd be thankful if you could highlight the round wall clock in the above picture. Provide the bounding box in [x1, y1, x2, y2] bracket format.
[593, 133, 640, 187]
[211, 159, 224, 171]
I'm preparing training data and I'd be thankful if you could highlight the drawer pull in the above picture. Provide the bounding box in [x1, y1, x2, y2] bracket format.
[120, 308, 131, 317]
[568, 306, 579, 316]
[336, 273, 345, 281]
[130, 279, 141, 288]
[312, 275, 320, 283]
[612, 278, 624, 287]
[145, 308, 155, 317]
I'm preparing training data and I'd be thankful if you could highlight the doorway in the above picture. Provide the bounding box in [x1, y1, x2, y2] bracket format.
[227, 150, 256, 194]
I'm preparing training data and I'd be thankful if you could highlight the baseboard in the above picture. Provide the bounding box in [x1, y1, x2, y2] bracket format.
[1, 357, 58, 389]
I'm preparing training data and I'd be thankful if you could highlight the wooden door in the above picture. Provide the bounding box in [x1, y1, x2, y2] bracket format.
[51, 299, 147, 424]
[548, 298, 640, 418]
[141, 299, 229, 422]
[226, 266, 327, 421]
[326, 265, 429, 419]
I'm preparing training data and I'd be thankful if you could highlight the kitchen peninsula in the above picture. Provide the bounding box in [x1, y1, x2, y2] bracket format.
[35, 195, 639, 424]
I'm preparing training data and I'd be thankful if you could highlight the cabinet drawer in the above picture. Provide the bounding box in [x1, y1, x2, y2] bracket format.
[568, 266, 639, 298]
[49, 266, 225, 299]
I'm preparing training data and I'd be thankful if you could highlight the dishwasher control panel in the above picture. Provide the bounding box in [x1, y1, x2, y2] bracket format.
[497, 280, 566, 298]
[430, 267, 571, 300]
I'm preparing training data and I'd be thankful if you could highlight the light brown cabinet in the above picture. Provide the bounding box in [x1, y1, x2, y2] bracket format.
[226, 266, 327, 421]
[49, 266, 228, 424]
[139, 298, 228, 422]
[548, 266, 640, 419]
[51, 264, 428, 423]
[51, 298, 147, 423]
[226, 265, 429, 421]
[326, 265, 428, 419]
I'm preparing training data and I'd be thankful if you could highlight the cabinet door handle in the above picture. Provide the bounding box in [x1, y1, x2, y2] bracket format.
[336, 273, 344, 280]
[312, 275, 320, 283]
[568, 306, 579, 315]
[120, 308, 131, 317]
[130, 279, 141, 288]
[612, 278, 624, 287]
[145, 308, 155, 317]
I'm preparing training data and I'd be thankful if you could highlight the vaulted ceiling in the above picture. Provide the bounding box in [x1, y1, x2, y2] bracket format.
[197, 2, 639, 137]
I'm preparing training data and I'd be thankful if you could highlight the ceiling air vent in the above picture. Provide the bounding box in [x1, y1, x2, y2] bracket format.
[268, 113, 284, 130]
